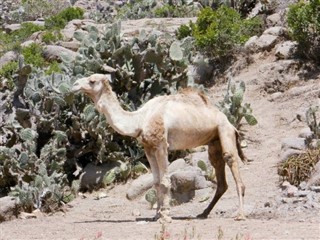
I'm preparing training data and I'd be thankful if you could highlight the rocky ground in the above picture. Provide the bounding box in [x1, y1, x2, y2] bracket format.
[1, 48, 320, 239]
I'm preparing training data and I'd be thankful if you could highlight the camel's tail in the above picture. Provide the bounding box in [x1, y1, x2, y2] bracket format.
[235, 130, 248, 164]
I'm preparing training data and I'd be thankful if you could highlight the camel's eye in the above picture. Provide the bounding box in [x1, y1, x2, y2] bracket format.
[89, 80, 95, 85]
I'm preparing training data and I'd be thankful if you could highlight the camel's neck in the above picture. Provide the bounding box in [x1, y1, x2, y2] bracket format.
[95, 90, 142, 138]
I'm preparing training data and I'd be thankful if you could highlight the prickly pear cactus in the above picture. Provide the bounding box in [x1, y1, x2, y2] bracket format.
[218, 79, 258, 129]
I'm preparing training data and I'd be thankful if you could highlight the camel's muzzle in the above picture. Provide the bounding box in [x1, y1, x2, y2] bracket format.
[71, 81, 81, 93]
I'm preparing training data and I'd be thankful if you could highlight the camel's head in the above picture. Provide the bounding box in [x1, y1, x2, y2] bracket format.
[71, 74, 112, 99]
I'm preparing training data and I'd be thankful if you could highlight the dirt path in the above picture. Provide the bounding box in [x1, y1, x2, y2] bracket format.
[1, 56, 320, 240]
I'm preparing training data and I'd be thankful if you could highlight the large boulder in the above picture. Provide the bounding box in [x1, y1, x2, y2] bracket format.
[0, 51, 18, 68]
[0, 196, 20, 222]
[126, 158, 213, 203]
[275, 41, 298, 59]
[43, 45, 78, 62]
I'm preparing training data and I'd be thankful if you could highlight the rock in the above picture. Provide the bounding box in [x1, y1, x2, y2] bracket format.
[0, 196, 20, 222]
[275, 41, 298, 59]
[298, 128, 313, 139]
[170, 166, 213, 203]
[0, 51, 18, 68]
[3, 23, 21, 33]
[79, 162, 117, 191]
[126, 173, 154, 200]
[286, 185, 298, 197]
[263, 26, 287, 37]
[43, 45, 78, 62]
[21, 40, 35, 48]
[244, 35, 259, 52]
[281, 137, 307, 152]
[266, 13, 281, 27]
[280, 149, 303, 161]
[168, 158, 188, 173]
[306, 161, 320, 188]
[59, 41, 81, 51]
[127, 161, 213, 203]
[255, 34, 279, 51]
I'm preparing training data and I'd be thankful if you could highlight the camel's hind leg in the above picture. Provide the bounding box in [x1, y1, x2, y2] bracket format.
[197, 140, 228, 218]
[218, 125, 246, 220]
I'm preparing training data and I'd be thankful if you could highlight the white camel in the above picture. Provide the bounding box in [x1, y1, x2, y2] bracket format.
[72, 73, 247, 222]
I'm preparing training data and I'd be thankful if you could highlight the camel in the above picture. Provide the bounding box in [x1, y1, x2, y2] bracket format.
[71, 73, 247, 222]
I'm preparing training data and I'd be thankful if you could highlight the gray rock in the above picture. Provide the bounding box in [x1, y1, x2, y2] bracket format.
[263, 26, 287, 37]
[275, 41, 298, 59]
[298, 128, 313, 139]
[280, 149, 303, 161]
[168, 158, 188, 173]
[0, 196, 20, 222]
[281, 137, 307, 152]
[126, 173, 154, 200]
[244, 35, 259, 52]
[59, 41, 81, 51]
[0, 51, 18, 69]
[21, 40, 35, 48]
[43, 45, 78, 62]
[266, 13, 281, 27]
[79, 162, 117, 191]
[3, 23, 21, 33]
[306, 161, 320, 188]
[286, 185, 298, 197]
[255, 34, 279, 51]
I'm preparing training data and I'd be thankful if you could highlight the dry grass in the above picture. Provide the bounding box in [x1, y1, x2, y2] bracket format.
[278, 148, 320, 186]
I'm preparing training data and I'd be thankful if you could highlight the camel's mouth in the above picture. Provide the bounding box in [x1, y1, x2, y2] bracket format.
[71, 82, 82, 93]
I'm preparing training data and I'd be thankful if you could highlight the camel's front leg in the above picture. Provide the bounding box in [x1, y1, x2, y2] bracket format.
[144, 147, 161, 220]
[154, 142, 172, 223]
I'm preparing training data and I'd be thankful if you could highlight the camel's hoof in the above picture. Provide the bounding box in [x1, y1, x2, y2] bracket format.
[196, 213, 208, 219]
[234, 214, 246, 221]
[158, 215, 172, 224]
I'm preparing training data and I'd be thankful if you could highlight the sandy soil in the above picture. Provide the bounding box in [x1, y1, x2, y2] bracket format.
[1, 53, 320, 240]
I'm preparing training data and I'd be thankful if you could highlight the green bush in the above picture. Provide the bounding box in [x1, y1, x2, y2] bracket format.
[42, 30, 62, 44]
[21, 0, 72, 22]
[0, 61, 18, 89]
[176, 23, 194, 40]
[45, 7, 84, 30]
[22, 43, 45, 68]
[0, 22, 44, 54]
[193, 6, 261, 58]
[287, 0, 320, 61]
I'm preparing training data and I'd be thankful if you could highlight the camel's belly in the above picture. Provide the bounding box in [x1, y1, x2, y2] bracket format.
[167, 127, 218, 150]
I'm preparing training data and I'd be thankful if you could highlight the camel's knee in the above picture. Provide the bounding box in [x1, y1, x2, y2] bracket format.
[223, 153, 236, 167]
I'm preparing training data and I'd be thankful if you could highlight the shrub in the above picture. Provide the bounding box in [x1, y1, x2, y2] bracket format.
[21, 0, 71, 21]
[287, 0, 320, 62]
[278, 149, 320, 186]
[176, 23, 194, 40]
[0, 61, 18, 90]
[192, 6, 262, 58]
[0, 22, 43, 54]
[22, 43, 45, 67]
[154, 4, 176, 17]
[42, 30, 62, 44]
[45, 7, 84, 30]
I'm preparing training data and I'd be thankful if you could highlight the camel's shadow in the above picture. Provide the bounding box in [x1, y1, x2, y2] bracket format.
[75, 216, 199, 224]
